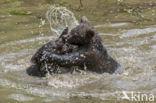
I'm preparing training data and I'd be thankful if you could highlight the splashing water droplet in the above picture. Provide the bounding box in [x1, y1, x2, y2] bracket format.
[46, 5, 79, 36]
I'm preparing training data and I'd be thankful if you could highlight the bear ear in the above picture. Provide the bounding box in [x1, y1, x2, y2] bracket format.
[80, 16, 88, 23]
[62, 27, 68, 34]
[59, 27, 68, 38]
[86, 28, 95, 39]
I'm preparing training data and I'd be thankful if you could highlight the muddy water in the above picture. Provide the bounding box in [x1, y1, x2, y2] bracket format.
[0, 0, 156, 103]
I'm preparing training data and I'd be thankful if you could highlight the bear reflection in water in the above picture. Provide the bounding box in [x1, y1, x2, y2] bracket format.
[27, 16, 120, 77]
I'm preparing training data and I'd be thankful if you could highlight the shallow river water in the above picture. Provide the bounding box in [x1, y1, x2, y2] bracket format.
[0, 0, 156, 103]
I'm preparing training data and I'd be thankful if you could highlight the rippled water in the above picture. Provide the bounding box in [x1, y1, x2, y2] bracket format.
[0, 0, 156, 102]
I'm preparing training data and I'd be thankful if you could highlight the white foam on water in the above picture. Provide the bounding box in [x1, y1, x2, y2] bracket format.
[0, 36, 56, 48]
[47, 72, 102, 88]
[46, 5, 79, 36]
[0, 79, 59, 98]
[99, 33, 120, 36]
[0, 49, 33, 72]
[8, 94, 34, 102]
[0, 78, 118, 101]
[151, 45, 156, 49]
[120, 26, 156, 38]
[95, 22, 129, 28]
[111, 23, 129, 27]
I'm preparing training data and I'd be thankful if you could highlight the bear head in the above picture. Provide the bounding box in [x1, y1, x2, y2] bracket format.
[66, 17, 95, 46]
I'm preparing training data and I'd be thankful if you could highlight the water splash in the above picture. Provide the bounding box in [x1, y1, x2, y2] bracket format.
[39, 18, 46, 36]
[46, 5, 79, 36]
[46, 72, 102, 88]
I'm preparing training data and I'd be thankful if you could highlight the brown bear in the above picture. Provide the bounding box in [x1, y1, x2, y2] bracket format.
[31, 16, 120, 76]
